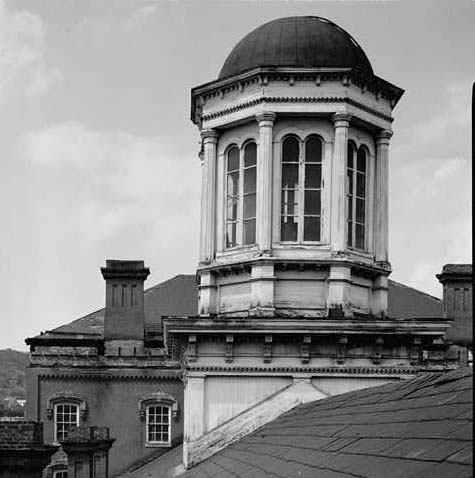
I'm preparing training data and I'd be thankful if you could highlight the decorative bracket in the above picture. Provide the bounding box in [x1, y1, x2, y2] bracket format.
[225, 335, 234, 363]
[263, 335, 273, 363]
[337, 337, 348, 365]
[410, 337, 422, 365]
[188, 335, 197, 362]
[372, 337, 384, 364]
[301, 335, 311, 364]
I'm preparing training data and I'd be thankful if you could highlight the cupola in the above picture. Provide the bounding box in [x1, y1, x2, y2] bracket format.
[191, 15, 404, 319]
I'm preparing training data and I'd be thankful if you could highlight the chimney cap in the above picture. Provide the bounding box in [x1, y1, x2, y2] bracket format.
[436, 263, 472, 283]
[101, 260, 150, 281]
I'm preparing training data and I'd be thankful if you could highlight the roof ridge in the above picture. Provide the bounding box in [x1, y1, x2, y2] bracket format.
[144, 274, 196, 293]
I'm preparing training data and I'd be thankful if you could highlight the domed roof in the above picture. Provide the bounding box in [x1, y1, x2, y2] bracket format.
[219, 16, 373, 80]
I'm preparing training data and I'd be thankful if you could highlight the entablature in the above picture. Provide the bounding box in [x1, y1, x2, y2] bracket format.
[191, 67, 403, 127]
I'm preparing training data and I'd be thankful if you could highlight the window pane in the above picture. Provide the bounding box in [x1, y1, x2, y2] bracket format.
[281, 218, 298, 241]
[347, 143, 354, 169]
[355, 223, 365, 249]
[347, 220, 353, 246]
[243, 166, 256, 194]
[305, 164, 321, 189]
[282, 163, 298, 188]
[227, 171, 239, 197]
[282, 137, 299, 163]
[226, 223, 237, 248]
[305, 136, 322, 163]
[356, 198, 365, 223]
[304, 190, 321, 215]
[304, 217, 321, 241]
[357, 148, 366, 172]
[244, 142, 257, 167]
[243, 219, 256, 245]
[281, 189, 298, 216]
[356, 172, 365, 198]
[227, 147, 239, 171]
[243, 193, 256, 219]
[347, 170, 353, 195]
[227, 198, 238, 221]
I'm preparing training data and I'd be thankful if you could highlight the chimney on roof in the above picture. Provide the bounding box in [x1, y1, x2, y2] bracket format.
[436, 264, 472, 347]
[101, 260, 150, 356]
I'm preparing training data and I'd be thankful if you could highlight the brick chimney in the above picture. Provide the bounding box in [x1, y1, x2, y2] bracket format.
[101, 260, 150, 356]
[436, 264, 472, 347]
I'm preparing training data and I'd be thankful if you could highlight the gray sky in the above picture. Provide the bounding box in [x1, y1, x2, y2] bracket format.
[0, 0, 472, 350]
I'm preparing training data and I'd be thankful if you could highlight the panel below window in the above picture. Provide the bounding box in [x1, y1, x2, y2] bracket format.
[281, 218, 298, 241]
[304, 216, 321, 242]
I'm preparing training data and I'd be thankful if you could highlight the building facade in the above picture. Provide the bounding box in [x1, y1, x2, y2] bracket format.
[24, 15, 471, 477]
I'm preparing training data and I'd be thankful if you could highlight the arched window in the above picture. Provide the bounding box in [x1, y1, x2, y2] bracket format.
[46, 392, 87, 444]
[54, 403, 79, 443]
[347, 143, 367, 250]
[281, 135, 323, 242]
[225, 141, 257, 248]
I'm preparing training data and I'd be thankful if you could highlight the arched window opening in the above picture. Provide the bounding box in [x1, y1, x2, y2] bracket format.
[225, 141, 257, 248]
[281, 135, 323, 242]
[347, 144, 367, 250]
[303, 136, 323, 241]
[243, 142, 257, 245]
[226, 146, 240, 248]
[146, 404, 171, 446]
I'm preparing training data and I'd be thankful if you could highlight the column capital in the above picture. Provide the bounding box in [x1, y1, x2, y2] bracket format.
[376, 130, 393, 145]
[255, 111, 276, 126]
[201, 129, 219, 143]
[332, 113, 352, 127]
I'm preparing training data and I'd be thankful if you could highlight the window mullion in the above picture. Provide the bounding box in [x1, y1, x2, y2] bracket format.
[352, 167, 357, 246]
[238, 148, 244, 245]
[299, 143, 304, 242]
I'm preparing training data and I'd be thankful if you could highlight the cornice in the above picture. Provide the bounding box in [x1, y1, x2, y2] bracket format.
[200, 96, 393, 124]
[163, 316, 452, 336]
[186, 365, 417, 375]
[36, 370, 181, 380]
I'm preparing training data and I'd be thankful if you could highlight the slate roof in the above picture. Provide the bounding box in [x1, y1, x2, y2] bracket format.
[28, 276, 444, 342]
[181, 366, 473, 478]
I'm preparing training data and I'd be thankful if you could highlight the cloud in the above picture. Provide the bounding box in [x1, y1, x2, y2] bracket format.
[23, 121, 201, 247]
[0, 0, 61, 104]
[124, 2, 159, 30]
[389, 83, 472, 297]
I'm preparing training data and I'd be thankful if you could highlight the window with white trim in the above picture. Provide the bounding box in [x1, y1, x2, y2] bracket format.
[347, 142, 367, 250]
[281, 135, 323, 242]
[146, 404, 171, 445]
[225, 141, 257, 248]
[54, 403, 79, 443]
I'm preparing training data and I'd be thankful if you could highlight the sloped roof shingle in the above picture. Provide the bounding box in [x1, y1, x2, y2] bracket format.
[181, 367, 473, 478]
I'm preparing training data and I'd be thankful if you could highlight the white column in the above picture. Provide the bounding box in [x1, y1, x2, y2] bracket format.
[183, 373, 205, 468]
[327, 265, 351, 312]
[200, 129, 219, 263]
[375, 130, 392, 263]
[330, 114, 351, 252]
[255, 112, 276, 253]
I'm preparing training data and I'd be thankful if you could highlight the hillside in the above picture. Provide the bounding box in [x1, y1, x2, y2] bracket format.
[0, 348, 28, 416]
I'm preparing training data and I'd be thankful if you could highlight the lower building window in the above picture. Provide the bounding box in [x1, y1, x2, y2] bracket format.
[54, 403, 79, 443]
[53, 471, 68, 478]
[146, 405, 171, 445]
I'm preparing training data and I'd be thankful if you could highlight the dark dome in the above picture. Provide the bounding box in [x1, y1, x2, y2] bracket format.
[219, 16, 373, 79]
